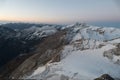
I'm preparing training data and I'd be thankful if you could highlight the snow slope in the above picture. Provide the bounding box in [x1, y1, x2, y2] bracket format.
[26, 44, 120, 80]
[20, 26, 57, 40]
[24, 23, 120, 80]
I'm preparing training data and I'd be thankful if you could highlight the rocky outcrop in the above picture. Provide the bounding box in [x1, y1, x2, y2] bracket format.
[103, 43, 120, 63]
[95, 74, 114, 80]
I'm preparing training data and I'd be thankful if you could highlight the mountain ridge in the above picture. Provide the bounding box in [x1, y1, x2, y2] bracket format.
[0, 23, 120, 80]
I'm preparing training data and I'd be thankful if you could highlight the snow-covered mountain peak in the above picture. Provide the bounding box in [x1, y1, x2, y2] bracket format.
[65, 24, 120, 42]
[62, 22, 88, 30]
[23, 24, 120, 80]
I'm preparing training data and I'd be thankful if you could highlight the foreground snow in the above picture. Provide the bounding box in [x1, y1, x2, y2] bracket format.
[26, 44, 120, 80]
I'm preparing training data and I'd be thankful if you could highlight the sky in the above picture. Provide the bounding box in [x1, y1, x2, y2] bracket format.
[0, 0, 120, 24]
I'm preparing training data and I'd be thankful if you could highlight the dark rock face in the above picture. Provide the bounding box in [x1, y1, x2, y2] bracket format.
[0, 53, 33, 79]
[0, 34, 42, 67]
[0, 30, 67, 79]
[95, 74, 114, 80]
[0, 23, 64, 79]
[0, 26, 41, 66]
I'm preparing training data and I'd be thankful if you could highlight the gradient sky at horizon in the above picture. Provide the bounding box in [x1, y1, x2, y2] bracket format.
[0, 0, 120, 24]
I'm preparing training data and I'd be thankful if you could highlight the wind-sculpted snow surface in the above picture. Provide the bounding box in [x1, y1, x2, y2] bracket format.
[25, 23, 120, 80]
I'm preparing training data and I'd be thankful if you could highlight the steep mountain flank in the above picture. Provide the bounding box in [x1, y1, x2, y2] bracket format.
[5, 30, 67, 79]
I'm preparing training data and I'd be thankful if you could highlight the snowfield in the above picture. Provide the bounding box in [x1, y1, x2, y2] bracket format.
[26, 44, 120, 80]
[24, 23, 120, 80]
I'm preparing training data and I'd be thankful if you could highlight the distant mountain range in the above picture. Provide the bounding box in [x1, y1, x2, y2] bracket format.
[0, 23, 120, 80]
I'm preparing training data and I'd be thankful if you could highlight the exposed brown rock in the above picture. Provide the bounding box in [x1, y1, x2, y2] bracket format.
[103, 43, 120, 61]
